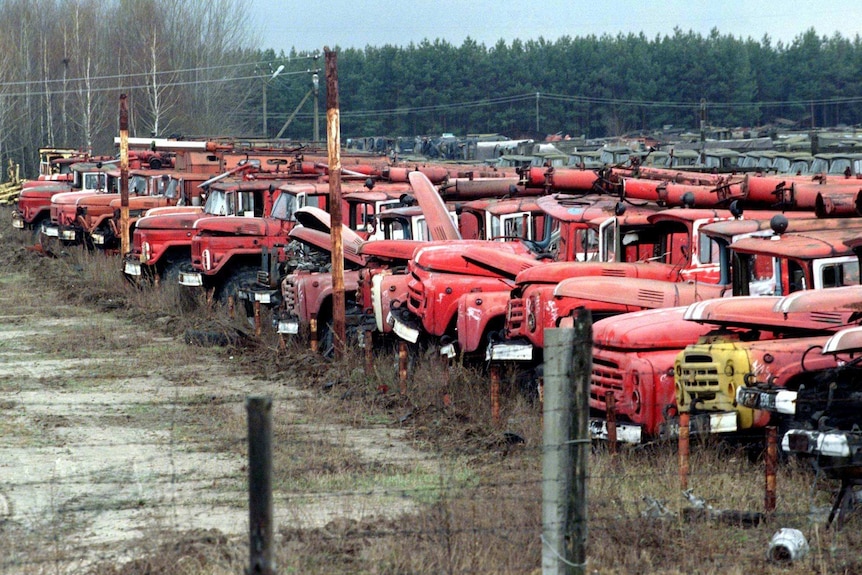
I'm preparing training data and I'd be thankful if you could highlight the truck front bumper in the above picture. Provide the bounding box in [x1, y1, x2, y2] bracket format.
[589, 418, 643, 444]
[661, 411, 739, 438]
[41, 222, 59, 238]
[237, 288, 278, 305]
[59, 226, 82, 243]
[736, 387, 797, 415]
[277, 315, 300, 335]
[91, 229, 117, 248]
[387, 307, 421, 344]
[123, 260, 142, 277]
[782, 429, 858, 458]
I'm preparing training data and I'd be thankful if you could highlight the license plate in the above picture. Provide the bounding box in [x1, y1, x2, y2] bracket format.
[736, 388, 796, 414]
[786, 431, 812, 453]
[387, 312, 419, 343]
[178, 272, 203, 287]
[254, 292, 272, 304]
[278, 320, 299, 335]
[91, 232, 106, 245]
[736, 388, 769, 409]
[487, 341, 534, 361]
[440, 343, 457, 358]
[692, 412, 738, 434]
[124, 261, 142, 276]
[60, 230, 77, 241]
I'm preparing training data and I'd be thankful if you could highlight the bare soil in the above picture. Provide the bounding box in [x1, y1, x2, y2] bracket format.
[0, 217, 463, 573]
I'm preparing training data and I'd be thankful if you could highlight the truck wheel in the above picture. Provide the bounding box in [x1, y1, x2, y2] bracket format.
[39, 231, 59, 256]
[218, 267, 258, 305]
[28, 220, 45, 246]
[159, 260, 184, 285]
[318, 319, 335, 358]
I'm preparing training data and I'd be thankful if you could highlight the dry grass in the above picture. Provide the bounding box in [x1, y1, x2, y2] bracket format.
[2, 207, 860, 574]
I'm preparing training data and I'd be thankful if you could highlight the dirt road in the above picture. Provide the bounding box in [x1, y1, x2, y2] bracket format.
[0, 238, 436, 571]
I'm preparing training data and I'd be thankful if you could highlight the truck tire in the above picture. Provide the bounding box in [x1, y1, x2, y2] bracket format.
[39, 229, 59, 256]
[218, 266, 258, 305]
[28, 218, 46, 245]
[159, 260, 184, 286]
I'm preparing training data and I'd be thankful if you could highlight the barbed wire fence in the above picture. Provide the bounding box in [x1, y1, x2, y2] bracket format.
[2, 355, 860, 572]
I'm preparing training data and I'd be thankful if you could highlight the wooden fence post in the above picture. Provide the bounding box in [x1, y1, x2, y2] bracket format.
[247, 396, 274, 575]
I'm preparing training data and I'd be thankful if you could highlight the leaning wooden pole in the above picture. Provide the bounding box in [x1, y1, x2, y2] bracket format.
[325, 47, 346, 360]
[119, 94, 130, 255]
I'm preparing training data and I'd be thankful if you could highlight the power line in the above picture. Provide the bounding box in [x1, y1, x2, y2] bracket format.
[0, 55, 320, 90]
[0, 70, 314, 99]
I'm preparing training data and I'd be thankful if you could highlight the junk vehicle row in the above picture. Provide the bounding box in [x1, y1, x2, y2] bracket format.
[14, 141, 862, 461]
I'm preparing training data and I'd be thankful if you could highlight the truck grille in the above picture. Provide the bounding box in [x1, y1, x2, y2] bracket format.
[59, 210, 75, 226]
[677, 353, 721, 397]
[506, 297, 525, 336]
[407, 273, 424, 312]
[591, 356, 624, 407]
[283, 278, 298, 311]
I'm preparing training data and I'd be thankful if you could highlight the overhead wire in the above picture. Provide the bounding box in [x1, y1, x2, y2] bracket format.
[5, 57, 859, 116]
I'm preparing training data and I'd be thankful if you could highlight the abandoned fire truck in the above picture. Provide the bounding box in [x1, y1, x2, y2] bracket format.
[778, 321, 862, 528]
[123, 168, 291, 285]
[384, 194, 552, 348]
[179, 180, 414, 303]
[734, 287, 862, 425]
[587, 217, 862, 443]
[487, 206, 743, 365]
[274, 171, 462, 349]
[672, 225, 862, 437]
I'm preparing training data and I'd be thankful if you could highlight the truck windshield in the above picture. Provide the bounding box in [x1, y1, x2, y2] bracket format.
[156, 176, 180, 199]
[270, 192, 296, 221]
[380, 215, 411, 240]
[489, 212, 536, 241]
[83, 173, 105, 191]
[789, 160, 811, 174]
[129, 175, 148, 194]
[828, 158, 852, 175]
[810, 158, 830, 173]
[771, 157, 792, 173]
[204, 190, 228, 215]
[749, 254, 777, 295]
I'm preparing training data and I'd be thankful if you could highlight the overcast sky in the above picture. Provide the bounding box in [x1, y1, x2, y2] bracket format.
[249, 0, 861, 54]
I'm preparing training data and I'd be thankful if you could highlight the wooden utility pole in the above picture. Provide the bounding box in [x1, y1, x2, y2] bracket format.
[542, 309, 591, 575]
[765, 426, 777, 513]
[119, 94, 130, 255]
[247, 396, 274, 575]
[679, 412, 690, 490]
[325, 48, 346, 359]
